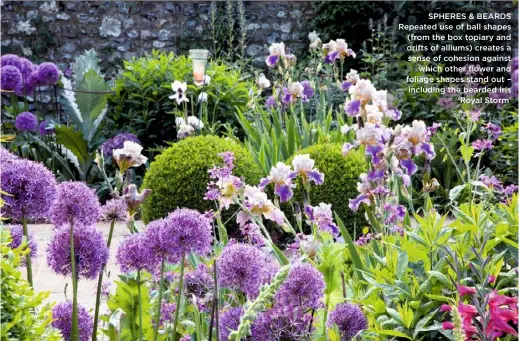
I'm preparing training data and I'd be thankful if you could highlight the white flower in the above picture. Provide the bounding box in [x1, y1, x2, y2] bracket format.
[403, 120, 427, 145]
[292, 154, 315, 174]
[365, 104, 384, 124]
[16, 20, 36, 35]
[178, 124, 194, 139]
[309, 38, 322, 51]
[194, 74, 211, 87]
[268, 42, 286, 57]
[113, 141, 148, 172]
[372, 90, 388, 112]
[322, 40, 337, 53]
[308, 31, 320, 43]
[345, 69, 360, 85]
[340, 124, 353, 135]
[198, 92, 208, 103]
[239, 185, 285, 226]
[169, 80, 189, 105]
[356, 124, 383, 146]
[349, 79, 376, 102]
[336, 39, 348, 53]
[257, 74, 271, 89]
[268, 162, 291, 183]
[187, 116, 204, 129]
[287, 82, 304, 98]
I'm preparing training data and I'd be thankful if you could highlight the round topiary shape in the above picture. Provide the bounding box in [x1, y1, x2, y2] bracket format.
[288, 143, 367, 236]
[141, 135, 262, 229]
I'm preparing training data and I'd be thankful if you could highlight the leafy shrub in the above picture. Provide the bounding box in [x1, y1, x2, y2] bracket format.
[288, 144, 367, 235]
[141, 135, 262, 227]
[1, 228, 62, 341]
[108, 51, 251, 148]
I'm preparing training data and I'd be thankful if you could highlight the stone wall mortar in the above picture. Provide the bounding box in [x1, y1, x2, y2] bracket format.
[1, 1, 314, 74]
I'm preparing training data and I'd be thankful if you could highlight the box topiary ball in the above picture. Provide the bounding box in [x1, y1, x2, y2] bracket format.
[287, 143, 367, 236]
[141, 135, 262, 230]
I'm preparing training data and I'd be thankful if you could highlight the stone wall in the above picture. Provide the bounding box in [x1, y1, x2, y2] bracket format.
[0, 1, 314, 74]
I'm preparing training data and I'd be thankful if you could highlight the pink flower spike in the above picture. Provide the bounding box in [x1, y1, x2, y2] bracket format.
[440, 304, 452, 312]
[457, 285, 477, 297]
[442, 322, 454, 330]
[488, 275, 496, 284]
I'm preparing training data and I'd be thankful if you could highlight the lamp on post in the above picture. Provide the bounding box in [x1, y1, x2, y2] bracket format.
[189, 49, 209, 85]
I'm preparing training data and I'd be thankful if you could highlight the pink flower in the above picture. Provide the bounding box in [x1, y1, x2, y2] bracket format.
[457, 285, 477, 297]
[440, 304, 452, 312]
[488, 275, 496, 284]
[442, 322, 454, 330]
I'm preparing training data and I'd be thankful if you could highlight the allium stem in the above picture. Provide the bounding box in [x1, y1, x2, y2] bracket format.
[21, 214, 33, 287]
[137, 270, 144, 341]
[153, 257, 166, 341]
[214, 259, 220, 341]
[340, 271, 346, 298]
[172, 252, 186, 341]
[70, 221, 79, 341]
[92, 219, 117, 341]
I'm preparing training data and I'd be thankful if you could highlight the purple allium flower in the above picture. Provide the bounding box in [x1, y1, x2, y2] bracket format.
[327, 303, 368, 341]
[0, 146, 18, 163]
[153, 302, 176, 327]
[240, 222, 265, 247]
[265, 96, 277, 108]
[8, 225, 37, 266]
[251, 307, 314, 340]
[116, 233, 155, 273]
[1, 158, 57, 220]
[101, 280, 111, 299]
[144, 208, 212, 263]
[1, 65, 22, 91]
[217, 243, 267, 298]
[300, 80, 315, 99]
[276, 263, 324, 309]
[185, 264, 213, 298]
[38, 120, 55, 135]
[219, 307, 243, 341]
[47, 224, 109, 280]
[1, 54, 22, 70]
[101, 198, 127, 221]
[100, 132, 140, 156]
[37, 62, 60, 86]
[52, 301, 93, 341]
[49, 181, 101, 226]
[15, 112, 38, 132]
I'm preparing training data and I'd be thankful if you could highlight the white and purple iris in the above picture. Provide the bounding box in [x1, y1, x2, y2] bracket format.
[259, 162, 296, 202]
[237, 185, 285, 227]
[265, 42, 286, 68]
[282, 81, 314, 104]
[305, 203, 339, 237]
[323, 39, 356, 64]
[290, 154, 324, 185]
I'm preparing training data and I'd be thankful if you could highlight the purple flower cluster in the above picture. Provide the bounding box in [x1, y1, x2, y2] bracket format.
[511, 54, 518, 97]
[327, 303, 368, 341]
[217, 243, 267, 298]
[304, 203, 339, 236]
[153, 302, 176, 327]
[8, 225, 37, 266]
[281, 81, 315, 104]
[185, 264, 213, 298]
[15, 112, 38, 132]
[39, 120, 55, 135]
[0, 146, 18, 163]
[219, 307, 243, 341]
[116, 233, 154, 273]
[145, 208, 212, 264]
[275, 263, 325, 309]
[251, 306, 314, 340]
[101, 132, 140, 156]
[0, 54, 60, 95]
[205, 152, 243, 209]
[479, 175, 518, 199]
[259, 162, 296, 202]
[101, 198, 127, 221]
[1, 158, 57, 220]
[322, 39, 356, 64]
[49, 181, 101, 226]
[47, 224, 109, 280]
[52, 301, 93, 341]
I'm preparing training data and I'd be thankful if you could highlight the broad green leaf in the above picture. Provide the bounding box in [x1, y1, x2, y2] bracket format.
[335, 213, 365, 278]
[396, 252, 409, 279]
[377, 329, 412, 339]
[54, 126, 88, 164]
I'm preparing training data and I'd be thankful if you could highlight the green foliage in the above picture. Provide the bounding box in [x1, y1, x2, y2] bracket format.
[288, 144, 367, 235]
[102, 276, 153, 341]
[108, 50, 251, 147]
[141, 135, 262, 226]
[0, 228, 62, 341]
[491, 115, 518, 184]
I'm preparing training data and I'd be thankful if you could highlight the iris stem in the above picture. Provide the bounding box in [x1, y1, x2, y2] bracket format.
[137, 270, 144, 341]
[70, 220, 79, 341]
[92, 219, 117, 341]
[21, 213, 33, 287]
[172, 252, 186, 341]
[153, 258, 166, 341]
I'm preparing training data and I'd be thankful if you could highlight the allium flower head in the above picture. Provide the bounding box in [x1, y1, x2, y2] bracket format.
[38, 120, 55, 135]
[0, 146, 18, 163]
[1, 158, 57, 220]
[15, 112, 38, 132]
[47, 224, 109, 280]
[101, 198, 127, 221]
[101, 132, 140, 156]
[49, 181, 101, 226]
[116, 233, 155, 273]
[164, 208, 213, 258]
[327, 303, 368, 341]
[1, 54, 22, 69]
[8, 225, 37, 266]
[185, 264, 213, 298]
[1, 65, 22, 91]
[112, 141, 148, 173]
[52, 301, 93, 341]
[220, 307, 243, 341]
[37, 62, 60, 85]
[276, 263, 324, 309]
[218, 243, 267, 297]
[251, 306, 314, 340]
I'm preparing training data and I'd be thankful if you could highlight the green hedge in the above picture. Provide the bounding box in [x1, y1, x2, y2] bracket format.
[288, 143, 367, 235]
[141, 135, 262, 228]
